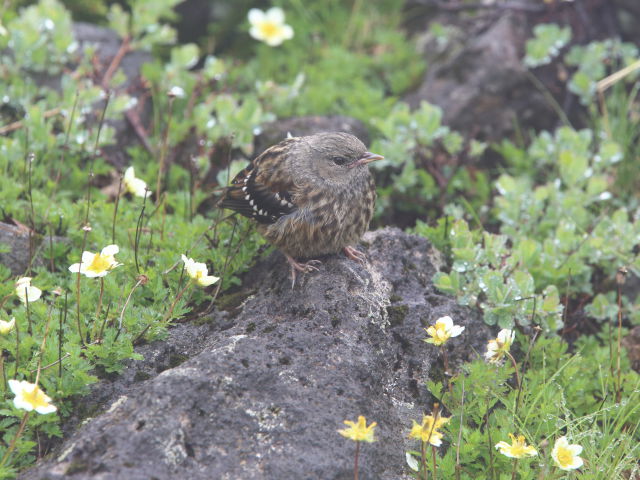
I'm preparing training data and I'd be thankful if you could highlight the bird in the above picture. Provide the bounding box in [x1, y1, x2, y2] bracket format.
[218, 132, 383, 286]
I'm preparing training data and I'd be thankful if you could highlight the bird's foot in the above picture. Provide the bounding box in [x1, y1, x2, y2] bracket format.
[285, 255, 322, 288]
[343, 245, 366, 265]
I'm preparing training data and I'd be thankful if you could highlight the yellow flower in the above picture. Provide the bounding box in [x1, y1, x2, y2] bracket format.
[15, 277, 42, 304]
[408, 412, 450, 446]
[485, 328, 515, 364]
[0, 317, 15, 334]
[248, 7, 294, 47]
[181, 255, 219, 287]
[424, 315, 465, 346]
[123, 166, 151, 198]
[552, 436, 583, 470]
[69, 245, 122, 278]
[8, 379, 57, 414]
[338, 415, 377, 443]
[495, 433, 537, 458]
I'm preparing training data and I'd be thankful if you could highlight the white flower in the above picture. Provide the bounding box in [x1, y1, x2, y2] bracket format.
[495, 433, 537, 459]
[15, 277, 42, 304]
[8, 379, 57, 414]
[181, 254, 219, 287]
[248, 7, 294, 47]
[123, 166, 151, 198]
[424, 315, 465, 346]
[69, 245, 122, 278]
[168, 86, 185, 98]
[0, 317, 15, 335]
[485, 329, 516, 364]
[552, 436, 583, 471]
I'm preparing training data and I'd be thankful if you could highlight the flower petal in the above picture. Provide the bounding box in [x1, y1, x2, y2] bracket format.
[81, 251, 96, 265]
[450, 325, 465, 337]
[15, 277, 32, 286]
[437, 316, 453, 330]
[265, 7, 285, 24]
[247, 8, 265, 25]
[198, 275, 220, 287]
[101, 244, 119, 256]
[8, 379, 21, 395]
[68, 263, 81, 273]
[281, 24, 294, 40]
[124, 166, 134, 180]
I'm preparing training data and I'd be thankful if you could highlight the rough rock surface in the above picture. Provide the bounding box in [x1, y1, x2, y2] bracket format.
[0, 222, 66, 276]
[405, 11, 554, 141]
[404, 0, 627, 141]
[21, 228, 491, 480]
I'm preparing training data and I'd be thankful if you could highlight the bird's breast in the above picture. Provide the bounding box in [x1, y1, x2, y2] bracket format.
[258, 172, 376, 259]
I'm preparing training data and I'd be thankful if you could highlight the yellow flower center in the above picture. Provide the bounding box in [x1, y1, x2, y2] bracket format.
[23, 385, 50, 410]
[555, 446, 573, 467]
[87, 254, 111, 273]
[259, 21, 280, 39]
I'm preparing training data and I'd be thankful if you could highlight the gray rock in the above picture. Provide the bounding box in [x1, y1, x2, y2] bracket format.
[21, 228, 490, 480]
[0, 222, 65, 276]
[406, 11, 555, 141]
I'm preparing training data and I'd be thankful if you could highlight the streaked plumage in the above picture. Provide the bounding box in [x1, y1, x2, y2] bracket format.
[218, 132, 382, 284]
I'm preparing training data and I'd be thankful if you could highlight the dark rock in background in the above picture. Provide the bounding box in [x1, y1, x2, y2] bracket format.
[404, 0, 630, 141]
[21, 228, 490, 480]
[0, 222, 66, 276]
[0, 222, 35, 276]
[72, 22, 153, 171]
[254, 115, 371, 154]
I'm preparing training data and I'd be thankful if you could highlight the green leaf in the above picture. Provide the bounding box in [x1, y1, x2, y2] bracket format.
[524, 23, 571, 68]
[558, 149, 588, 186]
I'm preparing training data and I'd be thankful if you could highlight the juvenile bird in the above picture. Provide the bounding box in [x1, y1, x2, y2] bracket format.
[218, 132, 383, 285]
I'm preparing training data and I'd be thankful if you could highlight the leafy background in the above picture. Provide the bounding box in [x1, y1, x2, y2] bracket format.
[0, 0, 639, 478]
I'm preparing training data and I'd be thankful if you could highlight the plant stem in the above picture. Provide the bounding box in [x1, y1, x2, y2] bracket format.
[431, 445, 438, 480]
[156, 95, 175, 206]
[0, 411, 30, 467]
[111, 174, 123, 244]
[511, 458, 519, 480]
[420, 440, 429, 480]
[134, 190, 148, 274]
[96, 277, 104, 321]
[59, 292, 67, 378]
[615, 268, 626, 403]
[486, 409, 495, 480]
[163, 282, 191, 323]
[506, 351, 522, 414]
[14, 314, 20, 378]
[441, 347, 450, 375]
[353, 441, 360, 480]
[25, 287, 32, 335]
[75, 228, 89, 345]
[455, 376, 465, 480]
[115, 276, 146, 341]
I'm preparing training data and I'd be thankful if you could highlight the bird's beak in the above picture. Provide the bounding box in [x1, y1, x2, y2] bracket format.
[349, 151, 384, 168]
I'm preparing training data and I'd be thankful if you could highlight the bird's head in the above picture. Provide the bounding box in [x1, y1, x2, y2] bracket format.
[295, 132, 383, 185]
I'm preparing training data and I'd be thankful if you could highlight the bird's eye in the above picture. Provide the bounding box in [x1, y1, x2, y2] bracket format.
[332, 156, 348, 166]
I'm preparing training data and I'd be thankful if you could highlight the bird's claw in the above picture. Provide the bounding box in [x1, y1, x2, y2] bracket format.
[286, 255, 322, 288]
[343, 245, 366, 265]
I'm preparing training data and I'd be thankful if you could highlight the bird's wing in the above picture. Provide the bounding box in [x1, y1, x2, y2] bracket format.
[218, 139, 298, 224]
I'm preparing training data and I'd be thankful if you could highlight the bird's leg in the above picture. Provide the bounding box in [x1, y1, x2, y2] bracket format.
[343, 245, 366, 265]
[285, 254, 322, 288]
